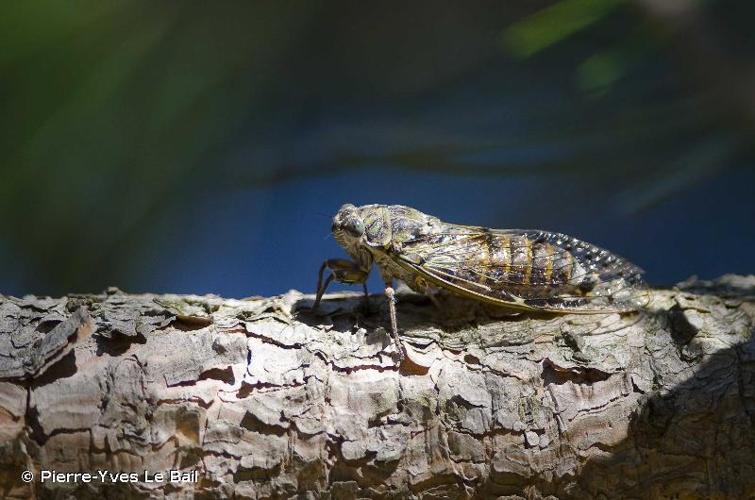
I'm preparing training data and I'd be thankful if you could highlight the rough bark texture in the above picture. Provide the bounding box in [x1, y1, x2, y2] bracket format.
[0, 276, 753, 499]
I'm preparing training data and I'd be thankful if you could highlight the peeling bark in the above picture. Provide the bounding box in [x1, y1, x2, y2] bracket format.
[0, 276, 754, 499]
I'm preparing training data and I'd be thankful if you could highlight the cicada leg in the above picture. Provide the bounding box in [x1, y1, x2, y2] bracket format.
[414, 276, 443, 310]
[383, 282, 406, 362]
[314, 260, 404, 363]
[313, 259, 370, 311]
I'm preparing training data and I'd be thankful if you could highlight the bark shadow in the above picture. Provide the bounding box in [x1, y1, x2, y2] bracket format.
[570, 298, 755, 498]
[292, 292, 559, 335]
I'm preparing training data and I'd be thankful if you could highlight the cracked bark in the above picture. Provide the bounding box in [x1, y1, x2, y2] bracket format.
[0, 276, 754, 499]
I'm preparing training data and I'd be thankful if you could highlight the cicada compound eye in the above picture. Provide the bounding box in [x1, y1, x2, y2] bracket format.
[343, 217, 365, 238]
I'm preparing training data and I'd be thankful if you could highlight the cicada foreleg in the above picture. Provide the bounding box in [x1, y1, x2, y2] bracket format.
[313, 259, 370, 311]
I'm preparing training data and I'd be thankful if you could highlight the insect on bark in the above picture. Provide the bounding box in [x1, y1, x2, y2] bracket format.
[314, 204, 649, 361]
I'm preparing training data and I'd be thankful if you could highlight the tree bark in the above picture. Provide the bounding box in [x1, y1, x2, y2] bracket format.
[0, 276, 753, 499]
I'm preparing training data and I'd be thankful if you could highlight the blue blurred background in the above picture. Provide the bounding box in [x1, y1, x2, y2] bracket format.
[1, 0, 753, 298]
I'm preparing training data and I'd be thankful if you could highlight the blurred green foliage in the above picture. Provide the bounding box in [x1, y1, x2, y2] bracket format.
[1, 2, 312, 290]
[502, 0, 623, 57]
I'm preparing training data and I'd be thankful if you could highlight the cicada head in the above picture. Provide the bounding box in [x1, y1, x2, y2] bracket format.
[332, 204, 365, 244]
[332, 203, 395, 253]
[332, 203, 386, 269]
[332, 204, 373, 259]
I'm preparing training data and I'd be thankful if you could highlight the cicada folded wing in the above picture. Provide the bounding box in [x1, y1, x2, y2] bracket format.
[393, 225, 650, 314]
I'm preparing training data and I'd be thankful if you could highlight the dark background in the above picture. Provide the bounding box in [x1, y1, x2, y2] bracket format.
[1, 0, 753, 298]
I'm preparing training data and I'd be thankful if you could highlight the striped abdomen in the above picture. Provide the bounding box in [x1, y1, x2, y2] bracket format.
[469, 231, 587, 298]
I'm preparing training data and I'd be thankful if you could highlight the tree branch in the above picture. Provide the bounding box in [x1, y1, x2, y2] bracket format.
[1, 276, 753, 498]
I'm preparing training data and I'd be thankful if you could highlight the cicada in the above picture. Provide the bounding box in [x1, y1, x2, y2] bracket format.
[314, 204, 649, 360]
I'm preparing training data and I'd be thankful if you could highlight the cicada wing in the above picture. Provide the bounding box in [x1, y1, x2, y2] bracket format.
[394, 225, 649, 313]
[498, 228, 650, 312]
